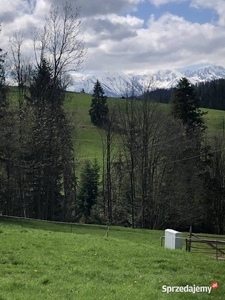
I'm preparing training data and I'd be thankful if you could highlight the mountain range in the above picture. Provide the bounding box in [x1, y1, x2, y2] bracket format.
[68, 65, 225, 98]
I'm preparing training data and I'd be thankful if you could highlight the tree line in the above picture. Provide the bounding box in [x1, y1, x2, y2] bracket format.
[0, 3, 84, 221]
[1, 3, 225, 234]
[87, 78, 225, 234]
[148, 79, 225, 110]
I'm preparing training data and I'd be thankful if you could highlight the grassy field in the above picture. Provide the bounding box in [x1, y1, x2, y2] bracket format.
[63, 93, 225, 164]
[202, 107, 225, 135]
[0, 217, 224, 300]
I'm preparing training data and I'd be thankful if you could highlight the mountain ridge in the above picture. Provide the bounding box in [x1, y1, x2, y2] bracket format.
[68, 65, 225, 97]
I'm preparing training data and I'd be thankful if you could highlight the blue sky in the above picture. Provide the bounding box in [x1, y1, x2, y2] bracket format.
[1, 0, 225, 74]
[131, 1, 218, 27]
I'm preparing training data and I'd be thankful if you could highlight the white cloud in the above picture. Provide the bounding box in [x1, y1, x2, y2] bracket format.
[83, 14, 143, 44]
[0, 0, 225, 74]
[191, 0, 225, 26]
[83, 11, 225, 73]
[0, 0, 26, 24]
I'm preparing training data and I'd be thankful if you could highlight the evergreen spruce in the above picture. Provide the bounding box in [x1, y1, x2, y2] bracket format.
[0, 45, 17, 216]
[171, 77, 206, 134]
[77, 159, 100, 218]
[171, 78, 208, 230]
[89, 80, 108, 127]
[26, 59, 76, 220]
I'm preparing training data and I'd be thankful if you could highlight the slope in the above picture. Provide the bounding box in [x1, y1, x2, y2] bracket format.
[64, 92, 225, 167]
[0, 219, 224, 300]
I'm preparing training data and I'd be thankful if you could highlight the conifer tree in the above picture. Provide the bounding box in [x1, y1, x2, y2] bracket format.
[77, 159, 100, 218]
[26, 59, 76, 220]
[0, 40, 19, 216]
[89, 80, 108, 127]
[171, 77, 206, 134]
[171, 78, 208, 230]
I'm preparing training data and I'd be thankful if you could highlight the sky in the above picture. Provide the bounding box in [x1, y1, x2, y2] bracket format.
[0, 0, 225, 75]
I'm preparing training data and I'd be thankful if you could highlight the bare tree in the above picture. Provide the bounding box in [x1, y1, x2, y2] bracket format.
[116, 80, 191, 229]
[98, 105, 118, 224]
[117, 86, 139, 228]
[7, 31, 33, 218]
[34, 2, 86, 85]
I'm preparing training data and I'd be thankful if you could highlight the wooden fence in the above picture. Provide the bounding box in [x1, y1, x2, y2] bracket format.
[186, 226, 225, 260]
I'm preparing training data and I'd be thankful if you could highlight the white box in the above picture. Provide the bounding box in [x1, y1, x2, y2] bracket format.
[165, 229, 182, 249]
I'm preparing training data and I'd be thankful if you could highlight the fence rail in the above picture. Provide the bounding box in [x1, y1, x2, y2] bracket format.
[186, 226, 225, 260]
[0, 214, 109, 234]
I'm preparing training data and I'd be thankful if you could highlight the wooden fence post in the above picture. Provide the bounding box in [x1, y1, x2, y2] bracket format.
[188, 226, 192, 252]
[216, 239, 218, 260]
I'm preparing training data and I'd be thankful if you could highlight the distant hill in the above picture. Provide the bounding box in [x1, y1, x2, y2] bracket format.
[68, 65, 225, 97]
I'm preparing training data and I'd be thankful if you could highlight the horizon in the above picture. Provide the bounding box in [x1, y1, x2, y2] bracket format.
[72, 64, 225, 77]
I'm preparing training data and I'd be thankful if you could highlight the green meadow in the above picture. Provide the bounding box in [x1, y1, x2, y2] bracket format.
[202, 107, 225, 135]
[0, 218, 224, 300]
[65, 92, 114, 165]
[63, 92, 225, 164]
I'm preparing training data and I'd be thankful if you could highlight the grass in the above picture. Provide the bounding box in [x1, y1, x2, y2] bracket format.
[65, 92, 103, 165]
[64, 93, 225, 167]
[76, 127, 103, 163]
[202, 107, 225, 135]
[0, 217, 225, 299]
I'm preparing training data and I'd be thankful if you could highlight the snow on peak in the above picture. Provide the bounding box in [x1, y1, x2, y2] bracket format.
[68, 65, 225, 97]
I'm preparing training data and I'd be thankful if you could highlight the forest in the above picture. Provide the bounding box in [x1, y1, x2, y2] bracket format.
[148, 78, 225, 110]
[0, 3, 225, 235]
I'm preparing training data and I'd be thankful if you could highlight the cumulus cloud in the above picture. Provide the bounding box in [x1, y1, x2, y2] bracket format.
[0, 0, 36, 23]
[191, 0, 225, 26]
[0, 0, 225, 74]
[0, 0, 143, 47]
[0, 0, 49, 47]
[83, 10, 225, 73]
[83, 14, 143, 44]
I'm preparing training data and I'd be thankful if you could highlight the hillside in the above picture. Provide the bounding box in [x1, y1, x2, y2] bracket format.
[5, 87, 225, 230]
[64, 92, 225, 165]
[8, 87, 225, 166]
[0, 218, 224, 299]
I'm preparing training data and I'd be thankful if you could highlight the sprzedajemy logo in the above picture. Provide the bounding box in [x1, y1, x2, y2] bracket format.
[162, 282, 219, 294]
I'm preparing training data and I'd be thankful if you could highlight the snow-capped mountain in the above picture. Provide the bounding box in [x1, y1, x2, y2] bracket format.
[68, 65, 225, 97]
[69, 71, 138, 97]
[183, 66, 225, 82]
